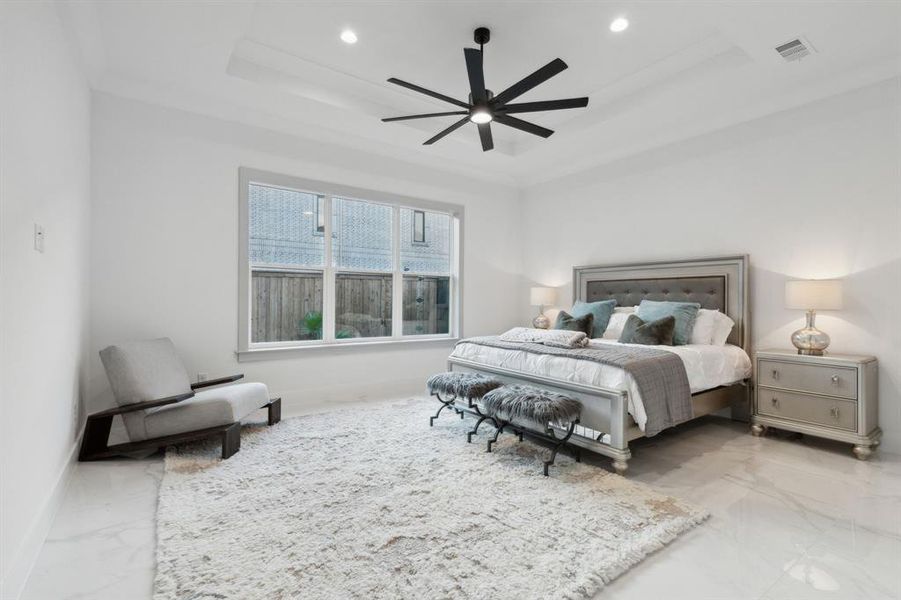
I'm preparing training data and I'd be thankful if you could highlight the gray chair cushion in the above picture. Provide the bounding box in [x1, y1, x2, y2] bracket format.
[99, 338, 194, 441]
[100, 338, 193, 406]
[143, 382, 269, 439]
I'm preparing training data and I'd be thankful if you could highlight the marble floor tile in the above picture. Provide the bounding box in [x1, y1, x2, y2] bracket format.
[19, 408, 901, 600]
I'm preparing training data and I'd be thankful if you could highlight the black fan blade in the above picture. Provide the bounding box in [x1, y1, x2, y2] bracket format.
[491, 58, 568, 106]
[382, 111, 468, 122]
[477, 122, 493, 151]
[494, 114, 553, 138]
[464, 48, 487, 104]
[496, 97, 588, 114]
[423, 117, 470, 145]
[387, 78, 470, 109]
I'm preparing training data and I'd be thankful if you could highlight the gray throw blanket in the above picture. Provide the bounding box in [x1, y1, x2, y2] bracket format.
[457, 337, 693, 436]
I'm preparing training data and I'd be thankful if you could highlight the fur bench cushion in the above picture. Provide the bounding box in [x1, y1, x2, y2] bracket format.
[427, 372, 503, 399]
[481, 385, 582, 426]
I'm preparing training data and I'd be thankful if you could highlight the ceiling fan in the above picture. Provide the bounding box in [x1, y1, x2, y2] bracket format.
[382, 27, 589, 152]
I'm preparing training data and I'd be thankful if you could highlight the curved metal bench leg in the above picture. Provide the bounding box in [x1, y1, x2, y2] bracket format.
[487, 420, 506, 453]
[467, 416, 488, 443]
[543, 421, 578, 477]
[429, 392, 456, 427]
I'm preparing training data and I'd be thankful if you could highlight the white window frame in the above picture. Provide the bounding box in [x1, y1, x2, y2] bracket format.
[237, 167, 463, 360]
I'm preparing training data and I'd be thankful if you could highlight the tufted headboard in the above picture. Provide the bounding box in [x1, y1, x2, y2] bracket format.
[573, 256, 749, 351]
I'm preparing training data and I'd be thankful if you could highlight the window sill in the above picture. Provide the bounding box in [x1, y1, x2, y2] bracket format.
[236, 336, 460, 362]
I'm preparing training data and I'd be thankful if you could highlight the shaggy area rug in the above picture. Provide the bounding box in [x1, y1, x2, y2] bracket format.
[155, 399, 707, 599]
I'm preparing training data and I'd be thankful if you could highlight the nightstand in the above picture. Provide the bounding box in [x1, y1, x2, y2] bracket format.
[751, 349, 881, 460]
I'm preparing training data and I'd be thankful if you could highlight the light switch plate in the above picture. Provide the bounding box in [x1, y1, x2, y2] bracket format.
[34, 224, 45, 253]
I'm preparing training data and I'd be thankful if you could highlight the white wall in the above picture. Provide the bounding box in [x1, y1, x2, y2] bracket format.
[89, 93, 522, 417]
[520, 79, 901, 451]
[0, 3, 92, 597]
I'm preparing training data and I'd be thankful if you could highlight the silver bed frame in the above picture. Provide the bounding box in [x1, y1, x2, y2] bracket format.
[448, 255, 751, 474]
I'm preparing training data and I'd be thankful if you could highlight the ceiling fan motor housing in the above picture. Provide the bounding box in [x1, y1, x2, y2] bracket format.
[468, 90, 494, 105]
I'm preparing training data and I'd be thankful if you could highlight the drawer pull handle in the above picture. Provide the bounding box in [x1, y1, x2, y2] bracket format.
[830, 406, 840, 419]
[772, 369, 779, 380]
[831, 375, 840, 385]
[771, 397, 779, 407]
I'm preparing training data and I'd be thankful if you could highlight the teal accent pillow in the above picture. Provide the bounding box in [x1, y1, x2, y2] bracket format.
[636, 300, 701, 346]
[553, 311, 594, 336]
[570, 299, 617, 338]
[618, 314, 675, 346]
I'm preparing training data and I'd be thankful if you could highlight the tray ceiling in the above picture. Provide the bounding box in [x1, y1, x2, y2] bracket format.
[62, 0, 901, 188]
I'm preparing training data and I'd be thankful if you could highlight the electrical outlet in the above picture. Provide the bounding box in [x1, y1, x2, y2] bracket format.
[34, 224, 45, 253]
[197, 372, 208, 383]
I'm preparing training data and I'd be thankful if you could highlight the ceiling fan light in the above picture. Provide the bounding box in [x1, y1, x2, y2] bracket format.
[469, 109, 492, 124]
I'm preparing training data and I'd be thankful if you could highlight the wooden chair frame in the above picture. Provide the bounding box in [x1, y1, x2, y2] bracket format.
[79, 374, 281, 461]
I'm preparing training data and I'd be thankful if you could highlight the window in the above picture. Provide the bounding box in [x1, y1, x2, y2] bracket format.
[314, 196, 325, 234]
[239, 168, 461, 353]
[412, 210, 426, 244]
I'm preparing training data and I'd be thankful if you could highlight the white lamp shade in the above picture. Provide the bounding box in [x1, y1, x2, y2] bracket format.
[785, 279, 843, 310]
[530, 287, 556, 307]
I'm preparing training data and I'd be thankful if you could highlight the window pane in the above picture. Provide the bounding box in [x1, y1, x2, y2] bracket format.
[249, 184, 324, 267]
[332, 197, 393, 271]
[403, 275, 450, 335]
[335, 273, 392, 338]
[413, 210, 425, 243]
[252, 270, 323, 342]
[400, 208, 450, 273]
[315, 196, 325, 234]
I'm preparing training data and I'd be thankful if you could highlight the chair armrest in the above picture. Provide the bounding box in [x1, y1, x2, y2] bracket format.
[191, 374, 244, 389]
[89, 391, 195, 418]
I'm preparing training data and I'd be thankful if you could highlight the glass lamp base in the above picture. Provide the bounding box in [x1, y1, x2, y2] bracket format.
[532, 314, 550, 329]
[791, 327, 829, 355]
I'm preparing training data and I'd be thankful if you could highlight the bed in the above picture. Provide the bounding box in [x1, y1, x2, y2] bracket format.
[447, 255, 752, 474]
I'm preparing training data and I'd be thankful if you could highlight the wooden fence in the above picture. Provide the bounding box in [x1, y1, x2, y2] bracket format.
[402, 276, 449, 335]
[335, 273, 393, 337]
[252, 271, 323, 342]
[252, 270, 449, 342]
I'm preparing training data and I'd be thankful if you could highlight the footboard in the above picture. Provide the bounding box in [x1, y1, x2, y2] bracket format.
[448, 356, 633, 474]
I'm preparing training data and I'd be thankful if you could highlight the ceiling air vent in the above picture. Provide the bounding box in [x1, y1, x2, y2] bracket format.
[775, 37, 816, 62]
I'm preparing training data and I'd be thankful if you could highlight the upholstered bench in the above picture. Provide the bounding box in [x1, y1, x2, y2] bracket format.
[426, 372, 503, 439]
[481, 384, 583, 476]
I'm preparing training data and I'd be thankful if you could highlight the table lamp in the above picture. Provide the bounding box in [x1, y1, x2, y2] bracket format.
[530, 287, 556, 329]
[785, 279, 842, 355]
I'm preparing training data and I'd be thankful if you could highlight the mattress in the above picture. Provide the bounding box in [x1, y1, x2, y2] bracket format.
[450, 339, 752, 431]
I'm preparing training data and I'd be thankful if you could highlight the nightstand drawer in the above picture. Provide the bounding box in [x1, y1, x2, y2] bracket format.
[758, 359, 857, 399]
[758, 389, 857, 431]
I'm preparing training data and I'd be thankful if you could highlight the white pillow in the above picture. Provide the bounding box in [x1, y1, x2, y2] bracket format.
[613, 306, 636, 314]
[711, 311, 735, 346]
[603, 312, 632, 339]
[690, 309, 719, 345]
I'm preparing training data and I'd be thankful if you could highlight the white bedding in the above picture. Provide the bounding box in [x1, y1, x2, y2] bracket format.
[450, 339, 752, 432]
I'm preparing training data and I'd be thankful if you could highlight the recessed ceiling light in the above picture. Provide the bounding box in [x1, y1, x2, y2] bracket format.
[469, 108, 492, 124]
[340, 29, 358, 44]
[609, 17, 629, 33]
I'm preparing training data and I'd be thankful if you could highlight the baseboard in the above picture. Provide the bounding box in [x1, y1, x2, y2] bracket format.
[878, 428, 899, 454]
[0, 426, 83, 600]
[278, 376, 425, 417]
